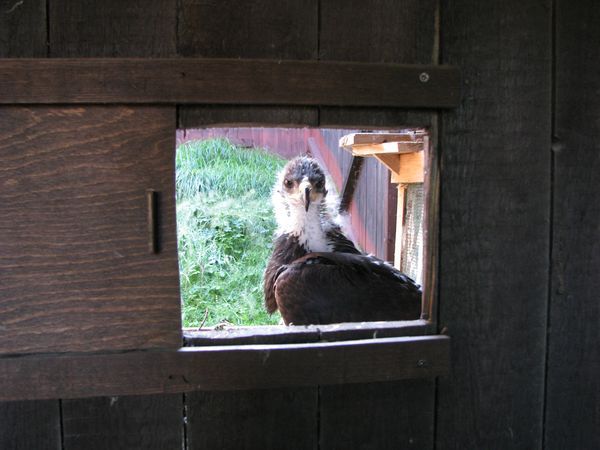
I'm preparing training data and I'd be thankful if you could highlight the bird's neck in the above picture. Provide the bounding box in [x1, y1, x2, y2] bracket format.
[279, 204, 331, 253]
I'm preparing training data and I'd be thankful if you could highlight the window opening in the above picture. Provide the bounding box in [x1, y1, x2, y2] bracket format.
[176, 127, 428, 329]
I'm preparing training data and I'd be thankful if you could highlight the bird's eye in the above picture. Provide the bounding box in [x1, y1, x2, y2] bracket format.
[283, 178, 293, 189]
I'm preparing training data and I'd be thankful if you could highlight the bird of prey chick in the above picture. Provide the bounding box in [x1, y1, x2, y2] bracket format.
[263, 156, 421, 325]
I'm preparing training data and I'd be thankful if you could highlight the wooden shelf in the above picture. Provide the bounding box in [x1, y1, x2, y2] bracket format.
[340, 132, 426, 184]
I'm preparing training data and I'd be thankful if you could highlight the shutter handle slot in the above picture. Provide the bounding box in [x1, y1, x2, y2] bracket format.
[146, 190, 159, 254]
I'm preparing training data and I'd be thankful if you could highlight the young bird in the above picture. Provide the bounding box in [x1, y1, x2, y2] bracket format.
[263, 156, 421, 325]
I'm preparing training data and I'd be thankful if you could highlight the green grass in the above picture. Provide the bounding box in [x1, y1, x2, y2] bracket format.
[176, 138, 285, 327]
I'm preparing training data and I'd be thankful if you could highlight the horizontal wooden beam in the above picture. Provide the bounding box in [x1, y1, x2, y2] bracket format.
[0, 58, 460, 107]
[0, 335, 450, 401]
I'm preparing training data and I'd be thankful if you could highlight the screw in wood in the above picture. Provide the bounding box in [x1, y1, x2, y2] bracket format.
[419, 72, 430, 83]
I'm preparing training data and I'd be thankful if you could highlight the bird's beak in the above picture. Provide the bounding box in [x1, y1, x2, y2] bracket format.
[304, 186, 311, 211]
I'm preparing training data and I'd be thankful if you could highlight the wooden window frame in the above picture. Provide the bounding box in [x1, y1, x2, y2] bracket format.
[0, 58, 456, 401]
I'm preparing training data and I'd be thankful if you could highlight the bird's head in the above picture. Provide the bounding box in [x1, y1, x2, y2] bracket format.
[273, 156, 327, 229]
[275, 156, 328, 213]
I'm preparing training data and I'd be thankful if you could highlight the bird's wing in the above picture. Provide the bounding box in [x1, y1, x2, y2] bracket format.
[274, 252, 421, 325]
[263, 233, 308, 314]
[325, 226, 362, 254]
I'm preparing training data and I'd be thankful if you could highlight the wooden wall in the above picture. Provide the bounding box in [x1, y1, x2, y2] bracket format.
[0, 1, 598, 449]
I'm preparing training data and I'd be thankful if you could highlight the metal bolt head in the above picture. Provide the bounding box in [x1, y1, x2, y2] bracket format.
[417, 359, 427, 367]
[419, 72, 430, 83]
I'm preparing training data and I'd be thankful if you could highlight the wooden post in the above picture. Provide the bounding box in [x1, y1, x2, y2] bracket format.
[394, 183, 407, 269]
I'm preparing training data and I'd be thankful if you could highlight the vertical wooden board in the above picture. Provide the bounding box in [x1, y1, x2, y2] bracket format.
[319, 0, 436, 63]
[0, 106, 181, 354]
[319, 2, 437, 448]
[319, 0, 437, 127]
[178, 0, 318, 59]
[545, 2, 600, 448]
[49, 0, 177, 56]
[0, 400, 61, 450]
[186, 388, 318, 450]
[319, 380, 435, 450]
[437, 2, 551, 449]
[178, 0, 319, 127]
[0, 0, 46, 57]
[62, 395, 183, 450]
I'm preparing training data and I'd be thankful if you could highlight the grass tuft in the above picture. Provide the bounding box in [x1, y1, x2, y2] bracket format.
[176, 138, 284, 327]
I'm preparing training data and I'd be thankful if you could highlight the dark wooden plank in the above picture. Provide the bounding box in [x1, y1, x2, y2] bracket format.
[0, 106, 181, 354]
[49, 0, 176, 57]
[0, 58, 460, 108]
[178, 0, 317, 59]
[179, 105, 318, 129]
[319, 0, 437, 127]
[318, 2, 439, 448]
[0, 336, 450, 401]
[0, 0, 46, 57]
[178, 0, 319, 131]
[186, 388, 317, 450]
[436, 2, 552, 449]
[320, 0, 436, 64]
[544, 2, 600, 448]
[0, 400, 61, 450]
[320, 380, 434, 450]
[319, 108, 433, 129]
[62, 395, 182, 450]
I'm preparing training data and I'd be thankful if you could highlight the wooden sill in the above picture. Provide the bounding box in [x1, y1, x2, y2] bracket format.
[0, 326, 449, 402]
[183, 319, 434, 346]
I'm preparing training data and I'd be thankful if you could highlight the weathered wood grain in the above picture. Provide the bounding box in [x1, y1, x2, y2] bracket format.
[186, 388, 317, 450]
[544, 2, 600, 448]
[0, 0, 46, 57]
[319, 0, 437, 127]
[0, 400, 61, 449]
[0, 336, 450, 401]
[320, 0, 436, 64]
[436, 1, 552, 449]
[62, 395, 183, 450]
[320, 380, 434, 450]
[0, 106, 181, 354]
[0, 58, 460, 108]
[177, 0, 320, 129]
[179, 105, 318, 129]
[49, 0, 177, 57]
[178, 0, 317, 60]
